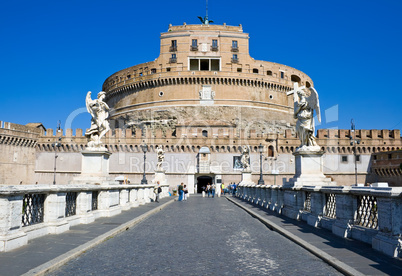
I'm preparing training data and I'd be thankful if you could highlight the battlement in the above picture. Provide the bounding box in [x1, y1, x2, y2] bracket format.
[34, 126, 402, 156]
[0, 121, 45, 134]
[39, 127, 402, 141]
[166, 23, 243, 33]
[0, 121, 42, 148]
[317, 129, 401, 139]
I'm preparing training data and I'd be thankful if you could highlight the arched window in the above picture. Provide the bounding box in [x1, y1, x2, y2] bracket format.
[291, 75, 301, 84]
[268, 145, 274, 157]
[202, 130, 208, 137]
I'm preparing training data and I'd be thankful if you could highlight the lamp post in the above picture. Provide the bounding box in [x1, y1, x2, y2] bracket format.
[53, 121, 62, 185]
[258, 143, 265, 185]
[350, 119, 360, 185]
[141, 143, 148, 184]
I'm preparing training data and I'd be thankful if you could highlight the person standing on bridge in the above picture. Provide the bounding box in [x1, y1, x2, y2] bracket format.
[183, 185, 188, 201]
[206, 183, 211, 197]
[154, 181, 161, 203]
[178, 182, 184, 201]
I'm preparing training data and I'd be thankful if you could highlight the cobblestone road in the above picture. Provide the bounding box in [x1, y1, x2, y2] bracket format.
[50, 196, 341, 275]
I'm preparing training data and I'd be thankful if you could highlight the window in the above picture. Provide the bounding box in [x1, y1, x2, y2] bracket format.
[211, 59, 219, 71]
[341, 156, 348, 162]
[190, 59, 198, 70]
[355, 155, 361, 162]
[166, 67, 171, 72]
[231, 40, 238, 51]
[170, 40, 177, 51]
[170, 54, 177, 63]
[232, 54, 238, 63]
[191, 39, 198, 51]
[212, 39, 218, 51]
[237, 68, 242, 72]
[291, 74, 301, 83]
[189, 58, 220, 71]
[200, 59, 209, 70]
[268, 146, 274, 157]
[280, 71, 284, 79]
[202, 130, 208, 137]
[267, 70, 272, 76]
[253, 68, 259, 74]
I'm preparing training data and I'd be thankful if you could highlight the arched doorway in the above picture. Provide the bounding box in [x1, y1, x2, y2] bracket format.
[196, 176, 213, 193]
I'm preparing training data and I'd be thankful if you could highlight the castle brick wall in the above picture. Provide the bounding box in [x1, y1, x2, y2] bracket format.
[0, 124, 38, 184]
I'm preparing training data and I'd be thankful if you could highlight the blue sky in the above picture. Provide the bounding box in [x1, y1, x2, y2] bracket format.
[1, 0, 401, 133]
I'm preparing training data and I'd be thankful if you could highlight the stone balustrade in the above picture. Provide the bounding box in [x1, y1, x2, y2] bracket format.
[0, 183, 169, 252]
[236, 184, 402, 258]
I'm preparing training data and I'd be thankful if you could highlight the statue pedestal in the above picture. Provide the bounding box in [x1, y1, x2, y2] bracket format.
[81, 150, 111, 176]
[239, 171, 254, 185]
[72, 149, 116, 185]
[153, 170, 167, 185]
[285, 149, 334, 187]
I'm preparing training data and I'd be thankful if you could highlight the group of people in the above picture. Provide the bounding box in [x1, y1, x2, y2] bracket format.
[160, 181, 239, 202]
[205, 183, 216, 198]
[226, 182, 238, 196]
[177, 182, 189, 201]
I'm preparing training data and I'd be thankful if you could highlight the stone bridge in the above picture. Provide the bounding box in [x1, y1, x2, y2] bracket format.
[0, 184, 401, 275]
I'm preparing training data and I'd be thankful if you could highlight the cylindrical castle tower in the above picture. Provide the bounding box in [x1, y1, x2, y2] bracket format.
[102, 23, 313, 136]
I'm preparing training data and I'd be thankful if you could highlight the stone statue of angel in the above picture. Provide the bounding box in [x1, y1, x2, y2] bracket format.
[85, 91, 110, 149]
[293, 86, 321, 150]
[156, 145, 165, 171]
[241, 145, 251, 172]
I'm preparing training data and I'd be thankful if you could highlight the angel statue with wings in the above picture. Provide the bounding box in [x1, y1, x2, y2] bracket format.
[156, 145, 165, 171]
[85, 91, 110, 149]
[292, 85, 321, 150]
[241, 145, 251, 172]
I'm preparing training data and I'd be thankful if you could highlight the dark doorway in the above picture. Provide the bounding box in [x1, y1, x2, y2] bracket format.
[197, 176, 213, 193]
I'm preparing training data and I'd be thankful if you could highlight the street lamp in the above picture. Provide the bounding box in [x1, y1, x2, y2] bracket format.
[258, 143, 265, 185]
[141, 143, 148, 184]
[53, 121, 62, 185]
[350, 119, 360, 185]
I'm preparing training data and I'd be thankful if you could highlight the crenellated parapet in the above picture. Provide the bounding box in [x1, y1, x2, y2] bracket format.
[0, 122, 41, 148]
[35, 127, 402, 156]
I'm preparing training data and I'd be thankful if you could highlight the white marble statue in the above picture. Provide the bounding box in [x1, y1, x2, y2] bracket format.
[156, 145, 165, 171]
[292, 85, 321, 150]
[85, 91, 110, 150]
[241, 146, 250, 172]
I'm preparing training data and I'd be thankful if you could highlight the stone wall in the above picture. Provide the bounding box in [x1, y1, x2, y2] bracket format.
[236, 184, 402, 258]
[0, 122, 39, 184]
[33, 127, 401, 186]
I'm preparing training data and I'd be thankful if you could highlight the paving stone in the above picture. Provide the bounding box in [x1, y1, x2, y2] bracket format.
[49, 196, 341, 276]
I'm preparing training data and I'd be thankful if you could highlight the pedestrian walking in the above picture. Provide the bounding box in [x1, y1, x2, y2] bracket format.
[154, 181, 161, 203]
[178, 182, 184, 201]
[183, 185, 188, 201]
[206, 183, 211, 197]
[211, 183, 216, 198]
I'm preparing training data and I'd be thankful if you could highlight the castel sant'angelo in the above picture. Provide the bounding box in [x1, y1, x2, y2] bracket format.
[1, 20, 401, 190]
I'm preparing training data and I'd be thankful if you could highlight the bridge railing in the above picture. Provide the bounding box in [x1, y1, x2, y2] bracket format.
[236, 184, 402, 258]
[0, 183, 169, 252]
